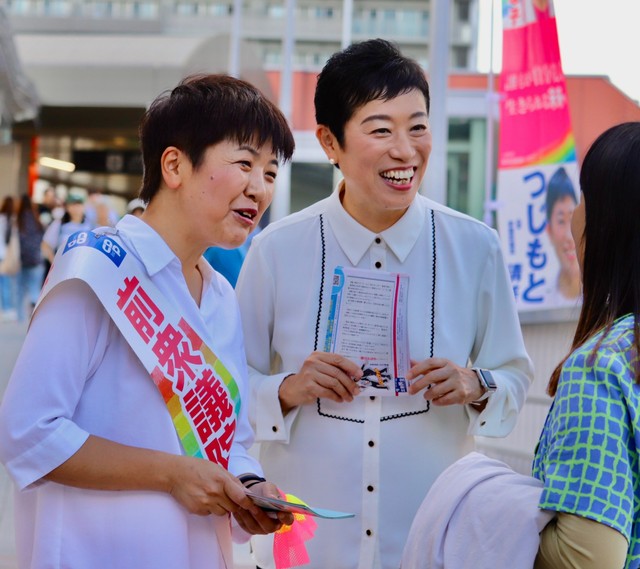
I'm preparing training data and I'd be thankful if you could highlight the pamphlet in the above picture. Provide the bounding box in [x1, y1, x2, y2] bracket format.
[324, 266, 411, 396]
[247, 491, 355, 519]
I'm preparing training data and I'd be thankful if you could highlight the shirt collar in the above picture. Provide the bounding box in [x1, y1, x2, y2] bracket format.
[325, 181, 427, 265]
[116, 214, 175, 277]
[115, 215, 219, 294]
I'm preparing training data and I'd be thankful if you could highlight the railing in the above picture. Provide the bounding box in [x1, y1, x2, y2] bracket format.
[6, 1, 434, 41]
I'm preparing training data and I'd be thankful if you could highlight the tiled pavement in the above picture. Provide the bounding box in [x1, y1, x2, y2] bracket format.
[0, 320, 26, 569]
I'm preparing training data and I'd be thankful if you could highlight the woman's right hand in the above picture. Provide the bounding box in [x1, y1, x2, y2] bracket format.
[278, 351, 363, 413]
[167, 455, 256, 516]
[44, 435, 258, 518]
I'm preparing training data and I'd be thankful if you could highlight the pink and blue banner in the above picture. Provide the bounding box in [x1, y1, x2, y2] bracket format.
[496, 0, 582, 311]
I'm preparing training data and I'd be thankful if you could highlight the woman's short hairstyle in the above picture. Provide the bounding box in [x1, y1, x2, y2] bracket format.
[314, 38, 430, 147]
[545, 166, 576, 221]
[138, 74, 295, 203]
[548, 121, 640, 395]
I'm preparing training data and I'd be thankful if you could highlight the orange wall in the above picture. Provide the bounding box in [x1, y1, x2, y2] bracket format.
[268, 70, 640, 163]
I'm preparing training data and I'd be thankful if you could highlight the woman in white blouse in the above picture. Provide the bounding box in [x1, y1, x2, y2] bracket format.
[236, 39, 533, 569]
[0, 75, 295, 569]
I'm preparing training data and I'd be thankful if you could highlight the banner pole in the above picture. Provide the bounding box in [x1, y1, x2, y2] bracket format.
[483, 0, 496, 227]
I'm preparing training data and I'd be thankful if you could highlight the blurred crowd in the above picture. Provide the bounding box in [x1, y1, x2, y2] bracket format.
[0, 187, 145, 322]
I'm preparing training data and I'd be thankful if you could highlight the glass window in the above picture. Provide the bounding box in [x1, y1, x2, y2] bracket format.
[446, 118, 487, 221]
[312, 7, 333, 19]
[290, 163, 335, 213]
[268, 3, 285, 18]
[452, 46, 469, 69]
[133, 3, 159, 19]
[457, 0, 471, 23]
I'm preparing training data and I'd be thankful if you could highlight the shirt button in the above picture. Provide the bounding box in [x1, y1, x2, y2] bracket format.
[375, 237, 381, 244]
[368, 440, 375, 447]
[367, 485, 374, 492]
[374, 261, 382, 269]
[272, 426, 278, 432]
[366, 529, 373, 536]
[369, 396, 376, 401]
[480, 421, 486, 427]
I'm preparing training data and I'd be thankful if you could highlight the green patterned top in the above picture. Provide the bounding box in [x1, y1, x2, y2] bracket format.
[533, 314, 640, 569]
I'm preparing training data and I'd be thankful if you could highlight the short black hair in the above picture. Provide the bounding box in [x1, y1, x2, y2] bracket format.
[545, 166, 576, 221]
[139, 74, 295, 203]
[314, 39, 430, 147]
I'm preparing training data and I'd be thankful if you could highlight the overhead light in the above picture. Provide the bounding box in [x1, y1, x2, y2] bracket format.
[39, 156, 76, 172]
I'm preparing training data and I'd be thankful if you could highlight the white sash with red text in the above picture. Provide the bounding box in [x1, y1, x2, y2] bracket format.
[38, 227, 240, 469]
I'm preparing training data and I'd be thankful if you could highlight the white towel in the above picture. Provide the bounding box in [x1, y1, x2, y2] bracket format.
[401, 452, 555, 569]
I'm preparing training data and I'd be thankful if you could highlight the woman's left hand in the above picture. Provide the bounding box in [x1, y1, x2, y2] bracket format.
[233, 481, 294, 535]
[406, 357, 484, 405]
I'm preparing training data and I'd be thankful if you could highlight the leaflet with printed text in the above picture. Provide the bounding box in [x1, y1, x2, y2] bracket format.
[324, 266, 411, 396]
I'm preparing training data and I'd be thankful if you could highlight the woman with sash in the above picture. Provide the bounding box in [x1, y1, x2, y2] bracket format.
[0, 74, 295, 569]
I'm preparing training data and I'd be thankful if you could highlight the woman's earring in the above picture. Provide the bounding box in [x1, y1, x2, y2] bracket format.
[329, 158, 336, 165]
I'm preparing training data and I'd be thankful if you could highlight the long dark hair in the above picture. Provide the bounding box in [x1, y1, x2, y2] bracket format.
[1, 196, 15, 244]
[17, 194, 43, 233]
[548, 122, 640, 395]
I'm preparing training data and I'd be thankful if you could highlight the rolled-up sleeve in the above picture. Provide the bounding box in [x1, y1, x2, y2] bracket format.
[0, 280, 104, 489]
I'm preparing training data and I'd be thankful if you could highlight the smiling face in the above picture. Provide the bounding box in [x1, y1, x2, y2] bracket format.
[547, 194, 580, 279]
[317, 89, 431, 233]
[180, 139, 278, 249]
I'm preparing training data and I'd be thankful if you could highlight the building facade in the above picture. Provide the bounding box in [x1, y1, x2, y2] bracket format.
[2, 0, 640, 473]
[2, 0, 479, 207]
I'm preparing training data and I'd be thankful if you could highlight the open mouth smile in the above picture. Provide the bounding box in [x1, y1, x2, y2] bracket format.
[380, 167, 415, 185]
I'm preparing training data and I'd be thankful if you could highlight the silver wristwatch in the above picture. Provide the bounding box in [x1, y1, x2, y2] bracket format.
[471, 368, 498, 402]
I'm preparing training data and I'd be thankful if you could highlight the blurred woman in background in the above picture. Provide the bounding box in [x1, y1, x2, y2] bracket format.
[0, 196, 18, 320]
[16, 194, 44, 321]
[41, 192, 91, 266]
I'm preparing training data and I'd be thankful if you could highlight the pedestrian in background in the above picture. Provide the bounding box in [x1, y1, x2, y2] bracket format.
[15, 194, 44, 321]
[93, 195, 116, 228]
[36, 186, 62, 285]
[37, 185, 60, 228]
[0, 196, 19, 321]
[40, 192, 91, 266]
[84, 187, 118, 227]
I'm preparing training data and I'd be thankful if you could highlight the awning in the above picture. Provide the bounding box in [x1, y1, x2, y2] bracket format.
[14, 32, 273, 108]
[0, 6, 39, 123]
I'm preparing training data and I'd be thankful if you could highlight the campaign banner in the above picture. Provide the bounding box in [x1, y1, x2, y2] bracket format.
[496, 0, 581, 311]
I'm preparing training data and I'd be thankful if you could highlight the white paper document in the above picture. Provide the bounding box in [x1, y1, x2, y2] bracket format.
[324, 266, 411, 396]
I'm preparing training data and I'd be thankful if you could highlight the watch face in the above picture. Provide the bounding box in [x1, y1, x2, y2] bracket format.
[480, 369, 497, 390]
